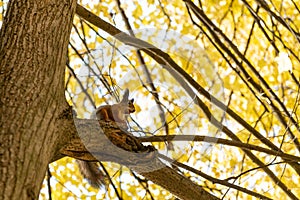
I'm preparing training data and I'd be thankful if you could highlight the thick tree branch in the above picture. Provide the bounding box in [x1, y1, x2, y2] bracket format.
[60, 118, 219, 200]
[60, 118, 278, 199]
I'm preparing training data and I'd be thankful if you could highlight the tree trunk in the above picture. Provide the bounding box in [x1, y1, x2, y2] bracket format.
[0, 1, 76, 199]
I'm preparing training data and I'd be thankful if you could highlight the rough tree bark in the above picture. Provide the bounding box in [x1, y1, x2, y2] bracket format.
[0, 1, 219, 200]
[0, 0, 77, 199]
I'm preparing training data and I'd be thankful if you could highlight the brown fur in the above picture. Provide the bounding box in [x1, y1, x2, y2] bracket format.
[95, 89, 135, 123]
[95, 99, 135, 122]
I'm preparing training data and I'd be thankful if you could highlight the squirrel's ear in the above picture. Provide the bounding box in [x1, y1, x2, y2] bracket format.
[121, 89, 129, 102]
[130, 98, 134, 103]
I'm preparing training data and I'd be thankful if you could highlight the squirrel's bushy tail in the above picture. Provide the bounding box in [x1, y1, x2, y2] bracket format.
[77, 160, 106, 188]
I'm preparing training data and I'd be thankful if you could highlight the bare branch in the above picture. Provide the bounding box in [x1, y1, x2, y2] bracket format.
[140, 135, 300, 162]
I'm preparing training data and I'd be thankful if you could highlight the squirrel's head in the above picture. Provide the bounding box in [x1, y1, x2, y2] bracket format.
[127, 98, 135, 113]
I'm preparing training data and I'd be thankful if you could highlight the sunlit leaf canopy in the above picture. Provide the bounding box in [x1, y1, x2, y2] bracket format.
[1, 0, 300, 199]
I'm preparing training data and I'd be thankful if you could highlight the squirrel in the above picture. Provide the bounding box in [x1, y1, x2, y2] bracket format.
[78, 89, 135, 188]
[93, 89, 135, 123]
